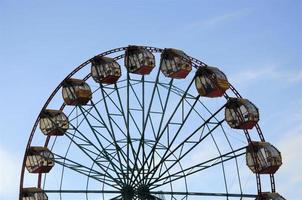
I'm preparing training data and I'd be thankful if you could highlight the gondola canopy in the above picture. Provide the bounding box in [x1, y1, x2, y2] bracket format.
[39, 109, 68, 136]
[91, 56, 121, 84]
[25, 147, 54, 173]
[21, 187, 48, 200]
[62, 78, 92, 105]
[246, 142, 282, 174]
[124, 45, 155, 75]
[160, 48, 192, 79]
[195, 66, 230, 97]
[225, 98, 259, 129]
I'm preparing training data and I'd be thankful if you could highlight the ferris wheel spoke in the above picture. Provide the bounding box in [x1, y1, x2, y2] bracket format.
[97, 85, 133, 183]
[93, 85, 120, 106]
[208, 128, 229, 196]
[135, 79, 198, 186]
[145, 142, 186, 192]
[109, 195, 122, 200]
[86, 150, 122, 193]
[161, 83, 196, 100]
[148, 119, 224, 186]
[61, 143, 121, 189]
[130, 65, 163, 185]
[142, 82, 175, 180]
[96, 85, 135, 168]
[149, 195, 163, 200]
[65, 122, 124, 187]
[98, 84, 125, 115]
[77, 106, 127, 184]
[192, 97, 243, 192]
[68, 111, 128, 171]
[147, 81, 189, 183]
[149, 146, 246, 189]
[150, 191, 257, 198]
[126, 72, 131, 185]
[43, 189, 121, 194]
[51, 153, 119, 189]
[134, 139, 183, 189]
[149, 106, 224, 186]
[127, 79, 149, 184]
[128, 110, 143, 140]
[122, 71, 150, 184]
[74, 105, 125, 142]
[128, 79, 143, 108]
[64, 130, 119, 175]
[141, 75, 146, 181]
[68, 106, 94, 123]
[220, 125, 244, 194]
[134, 77, 196, 187]
[179, 96, 239, 195]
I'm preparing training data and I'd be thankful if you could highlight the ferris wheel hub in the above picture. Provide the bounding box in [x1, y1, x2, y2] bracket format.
[121, 184, 152, 200]
[121, 185, 135, 200]
[136, 184, 151, 199]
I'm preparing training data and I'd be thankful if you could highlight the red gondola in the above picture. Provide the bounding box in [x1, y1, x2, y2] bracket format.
[125, 45, 155, 75]
[195, 66, 230, 97]
[91, 56, 121, 84]
[160, 48, 192, 79]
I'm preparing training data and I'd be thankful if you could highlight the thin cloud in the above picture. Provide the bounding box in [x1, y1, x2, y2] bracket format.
[188, 9, 250, 29]
[203, 11, 246, 26]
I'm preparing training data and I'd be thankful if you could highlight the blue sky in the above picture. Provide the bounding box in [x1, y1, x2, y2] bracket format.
[0, 0, 301, 199]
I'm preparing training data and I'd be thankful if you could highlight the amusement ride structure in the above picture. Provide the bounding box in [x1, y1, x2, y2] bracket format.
[20, 45, 285, 200]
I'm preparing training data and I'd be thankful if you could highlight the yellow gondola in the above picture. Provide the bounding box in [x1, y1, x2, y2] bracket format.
[25, 147, 54, 173]
[195, 66, 229, 97]
[62, 78, 92, 105]
[39, 109, 68, 136]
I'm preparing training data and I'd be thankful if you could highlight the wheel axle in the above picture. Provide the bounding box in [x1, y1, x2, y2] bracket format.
[121, 184, 154, 200]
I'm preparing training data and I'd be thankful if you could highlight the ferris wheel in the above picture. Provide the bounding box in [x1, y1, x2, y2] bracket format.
[19, 45, 285, 200]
